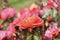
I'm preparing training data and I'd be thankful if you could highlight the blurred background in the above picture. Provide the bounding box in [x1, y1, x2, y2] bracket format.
[8, 0, 39, 10]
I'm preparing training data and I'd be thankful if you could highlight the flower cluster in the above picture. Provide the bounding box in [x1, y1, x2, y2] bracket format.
[45, 22, 58, 39]
[0, 0, 60, 40]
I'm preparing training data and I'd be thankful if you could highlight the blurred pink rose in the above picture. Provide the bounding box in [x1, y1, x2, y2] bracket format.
[0, 30, 15, 40]
[48, 24, 58, 37]
[19, 8, 32, 20]
[45, 23, 58, 39]
[0, 31, 7, 40]
[47, 0, 54, 7]
[1, 7, 17, 20]
[7, 23, 16, 33]
[6, 23, 16, 38]
[45, 30, 52, 39]
[31, 8, 40, 16]
[47, 0, 58, 8]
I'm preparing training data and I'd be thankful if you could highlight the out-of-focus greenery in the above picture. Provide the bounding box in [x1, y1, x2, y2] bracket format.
[8, 0, 39, 10]
[54, 38, 60, 40]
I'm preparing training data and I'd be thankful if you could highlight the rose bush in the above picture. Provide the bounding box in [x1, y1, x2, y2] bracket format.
[0, 0, 60, 40]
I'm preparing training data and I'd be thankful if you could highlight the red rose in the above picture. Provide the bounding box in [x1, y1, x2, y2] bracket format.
[15, 16, 44, 29]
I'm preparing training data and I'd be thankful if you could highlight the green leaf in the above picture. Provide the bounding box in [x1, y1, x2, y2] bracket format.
[42, 9, 51, 18]
[54, 38, 60, 40]
[52, 8, 57, 18]
[51, 8, 57, 21]
[42, 2, 47, 6]
[0, 20, 4, 24]
[3, 22, 9, 30]
[26, 35, 32, 40]
[33, 35, 39, 40]
[42, 0, 47, 6]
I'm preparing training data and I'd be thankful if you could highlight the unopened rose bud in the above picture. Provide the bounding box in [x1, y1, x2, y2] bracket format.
[13, 33, 16, 37]
[47, 16, 52, 21]
[45, 21, 49, 27]
[29, 2, 38, 10]
[58, 28, 60, 32]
